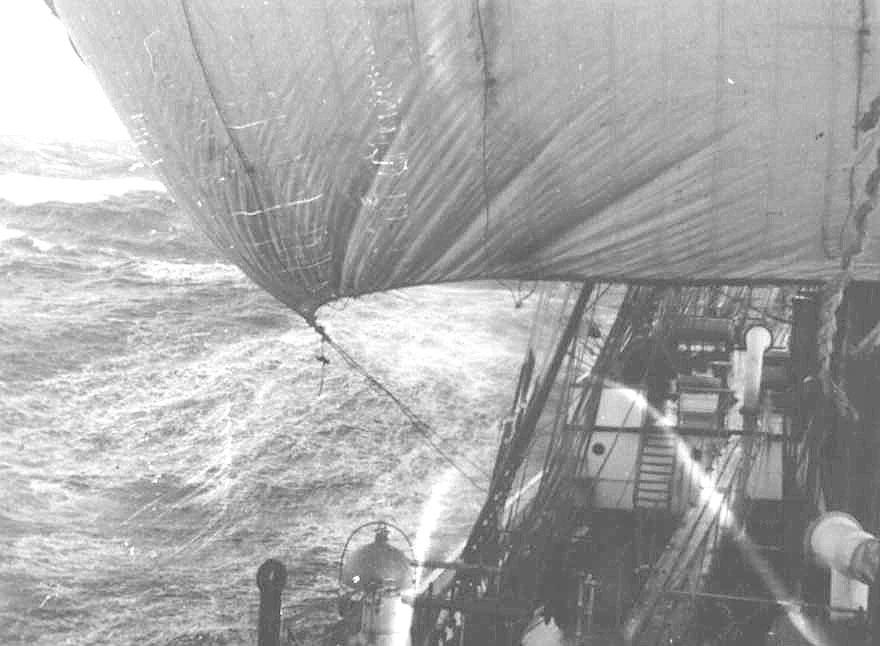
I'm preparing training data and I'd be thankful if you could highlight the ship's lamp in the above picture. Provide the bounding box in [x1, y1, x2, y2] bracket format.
[341, 523, 412, 591]
[338, 522, 415, 646]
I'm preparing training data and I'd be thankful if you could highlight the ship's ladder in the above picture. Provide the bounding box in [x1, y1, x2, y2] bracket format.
[632, 426, 677, 510]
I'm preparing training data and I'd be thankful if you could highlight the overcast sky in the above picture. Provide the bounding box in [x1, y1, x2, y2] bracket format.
[0, 1, 127, 141]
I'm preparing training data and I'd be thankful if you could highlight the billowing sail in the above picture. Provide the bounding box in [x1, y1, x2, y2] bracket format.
[53, 0, 880, 319]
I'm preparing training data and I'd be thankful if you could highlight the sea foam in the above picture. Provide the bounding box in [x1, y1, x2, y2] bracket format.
[133, 258, 245, 284]
[0, 172, 165, 206]
[0, 222, 56, 252]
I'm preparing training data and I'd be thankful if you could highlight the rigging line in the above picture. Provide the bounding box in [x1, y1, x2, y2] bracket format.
[503, 446, 531, 533]
[507, 280, 539, 309]
[308, 321, 489, 492]
[540, 287, 660, 513]
[533, 353, 577, 504]
[522, 287, 621, 518]
[491, 285, 600, 543]
[516, 284, 609, 492]
[463, 282, 595, 558]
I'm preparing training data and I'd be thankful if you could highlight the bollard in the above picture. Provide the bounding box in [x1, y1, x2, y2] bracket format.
[257, 559, 288, 646]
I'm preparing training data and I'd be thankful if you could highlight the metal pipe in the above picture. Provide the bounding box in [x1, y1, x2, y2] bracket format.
[574, 573, 586, 641]
[665, 589, 863, 614]
[737, 325, 772, 501]
[408, 559, 501, 574]
[742, 325, 772, 414]
[584, 575, 598, 636]
[257, 559, 287, 646]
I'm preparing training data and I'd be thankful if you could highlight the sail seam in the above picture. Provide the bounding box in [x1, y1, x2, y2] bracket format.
[711, 0, 726, 271]
[179, 1, 261, 197]
[821, 1, 841, 259]
[178, 1, 309, 300]
[473, 0, 494, 272]
[657, 0, 670, 271]
[178, 0, 330, 314]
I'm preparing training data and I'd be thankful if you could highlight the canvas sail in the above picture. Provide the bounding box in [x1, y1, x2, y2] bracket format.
[53, 0, 880, 319]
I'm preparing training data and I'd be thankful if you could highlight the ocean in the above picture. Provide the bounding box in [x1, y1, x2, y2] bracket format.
[0, 137, 544, 646]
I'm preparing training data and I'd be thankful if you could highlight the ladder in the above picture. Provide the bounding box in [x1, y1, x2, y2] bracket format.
[633, 427, 677, 510]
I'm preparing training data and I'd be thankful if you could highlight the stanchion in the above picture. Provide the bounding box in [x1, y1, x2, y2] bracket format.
[257, 559, 288, 646]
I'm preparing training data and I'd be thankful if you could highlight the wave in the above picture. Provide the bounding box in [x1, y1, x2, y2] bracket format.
[0, 223, 60, 253]
[0, 193, 219, 262]
[0, 136, 145, 180]
[0, 222, 24, 242]
[0, 173, 166, 207]
[131, 259, 246, 285]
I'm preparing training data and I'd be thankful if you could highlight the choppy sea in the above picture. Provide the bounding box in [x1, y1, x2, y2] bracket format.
[0, 138, 543, 646]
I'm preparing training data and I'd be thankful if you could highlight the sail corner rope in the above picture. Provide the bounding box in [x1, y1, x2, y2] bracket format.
[305, 318, 489, 493]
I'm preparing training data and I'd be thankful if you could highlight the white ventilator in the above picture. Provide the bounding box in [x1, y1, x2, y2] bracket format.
[742, 326, 773, 414]
[804, 512, 880, 618]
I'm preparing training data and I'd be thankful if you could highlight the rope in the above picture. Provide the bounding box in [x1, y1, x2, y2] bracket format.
[306, 319, 489, 492]
[506, 287, 656, 586]
[316, 337, 330, 395]
[806, 107, 880, 502]
[817, 74, 880, 416]
[816, 270, 860, 423]
[507, 281, 539, 309]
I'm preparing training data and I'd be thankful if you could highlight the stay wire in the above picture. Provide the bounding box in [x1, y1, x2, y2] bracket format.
[307, 321, 489, 493]
[505, 283, 610, 522]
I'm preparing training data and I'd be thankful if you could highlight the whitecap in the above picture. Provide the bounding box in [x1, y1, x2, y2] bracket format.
[133, 258, 245, 284]
[30, 237, 57, 252]
[0, 223, 26, 242]
[0, 223, 56, 251]
[0, 173, 166, 206]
